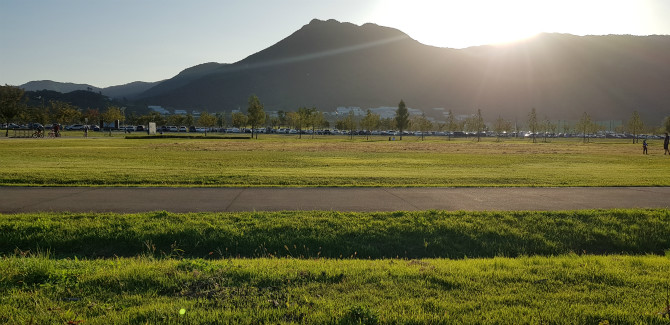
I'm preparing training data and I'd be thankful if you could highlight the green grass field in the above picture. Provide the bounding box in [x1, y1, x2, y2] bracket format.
[2, 254, 669, 324]
[1, 210, 669, 323]
[2, 210, 669, 259]
[2, 135, 670, 323]
[1, 135, 669, 187]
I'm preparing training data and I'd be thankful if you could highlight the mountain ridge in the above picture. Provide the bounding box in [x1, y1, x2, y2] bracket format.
[19, 19, 670, 123]
[20, 80, 162, 100]
[136, 19, 670, 122]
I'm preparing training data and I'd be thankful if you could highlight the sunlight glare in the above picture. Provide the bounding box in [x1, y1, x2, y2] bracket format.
[369, 0, 654, 48]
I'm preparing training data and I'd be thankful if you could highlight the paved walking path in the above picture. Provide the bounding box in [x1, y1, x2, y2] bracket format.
[0, 187, 668, 213]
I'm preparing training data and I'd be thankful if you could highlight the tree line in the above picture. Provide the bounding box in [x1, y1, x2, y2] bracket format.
[2, 85, 669, 140]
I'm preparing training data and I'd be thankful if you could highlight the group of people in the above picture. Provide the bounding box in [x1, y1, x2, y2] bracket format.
[643, 132, 670, 155]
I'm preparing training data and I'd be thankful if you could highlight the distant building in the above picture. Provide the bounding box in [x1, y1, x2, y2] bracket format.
[369, 107, 397, 119]
[148, 105, 170, 115]
[367, 106, 423, 119]
[174, 109, 187, 115]
[335, 106, 365, 117]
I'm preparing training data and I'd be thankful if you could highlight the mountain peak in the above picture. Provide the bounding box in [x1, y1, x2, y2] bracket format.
[308, 18, 341, 25]
[237, 18, 414, 67]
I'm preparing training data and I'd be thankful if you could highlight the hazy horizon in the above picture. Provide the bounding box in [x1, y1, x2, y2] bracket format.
[2, 0, 669, 88]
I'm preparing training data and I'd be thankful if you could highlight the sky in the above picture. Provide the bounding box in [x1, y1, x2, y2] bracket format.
[1, 0, 669, 88]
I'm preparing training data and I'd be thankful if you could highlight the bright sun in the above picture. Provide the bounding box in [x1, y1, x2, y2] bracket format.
[370, 0, 543, 48]
[368, 0, 643, 48]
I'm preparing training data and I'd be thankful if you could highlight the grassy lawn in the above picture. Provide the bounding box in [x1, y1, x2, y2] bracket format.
[3, 135, 670, 323]
[1, 210, 669, 323]
[1, 135, 668, 187]
[2, 255, 669, 324]
[2, 210, 669, 259]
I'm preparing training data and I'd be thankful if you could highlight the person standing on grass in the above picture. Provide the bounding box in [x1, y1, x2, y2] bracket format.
[84, 125, 89, 137]
[643, 138, 648, 155]
[664, 133, 669, 155]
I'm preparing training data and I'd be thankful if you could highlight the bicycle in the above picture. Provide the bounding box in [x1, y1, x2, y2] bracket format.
[32, 130, 45, 138]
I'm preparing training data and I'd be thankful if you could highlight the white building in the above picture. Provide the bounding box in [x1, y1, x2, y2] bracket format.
[367, 106, 423, 119]
[335, 106, 365, 117]
[148, 105, 170, 115]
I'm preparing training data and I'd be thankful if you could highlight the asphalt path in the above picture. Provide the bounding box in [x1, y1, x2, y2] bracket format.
[0, 187, 668, 213]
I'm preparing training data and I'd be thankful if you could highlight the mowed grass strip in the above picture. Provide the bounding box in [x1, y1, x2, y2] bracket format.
[1, 136, 668, 186]
[1, 255, 669, 324]
[2, 209, 668, 259]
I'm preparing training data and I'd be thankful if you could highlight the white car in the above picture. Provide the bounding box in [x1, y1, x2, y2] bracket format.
[66, 124, 85, 130]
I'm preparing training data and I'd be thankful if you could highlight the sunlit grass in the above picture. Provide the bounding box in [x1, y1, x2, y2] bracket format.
[1, 254, 669, 324]
[2, 209, 668, 259]
[1, 136, 668, 187]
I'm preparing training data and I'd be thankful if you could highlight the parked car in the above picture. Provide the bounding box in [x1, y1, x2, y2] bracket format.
[178, 126, 187, 132]
[66, 124, 85, 131]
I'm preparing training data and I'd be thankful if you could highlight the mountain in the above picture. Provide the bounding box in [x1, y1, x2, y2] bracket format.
[23, 19, 670, 123]
[136, 19, 670, 123]
[24, 89, 113, 110]
[139, 19, 475, 113]
[21, 80, 100, 94]
[138, 62, 226, 98]
[458, 33, 670, 123]
[20, 80, 161, 100]
[101, 81, 162, 99]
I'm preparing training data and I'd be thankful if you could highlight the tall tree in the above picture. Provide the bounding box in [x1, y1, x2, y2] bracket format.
[360, 109, 380, 140]
[215, 112, 226, 129]
[296, 107, 314, 139]
[50, 100, 82, 125]
[198, 111, 216, 128]
[24, 106, 49, 125]
[198, 111, 217, 135]
[470, 109, 485, 142]
[136, 112, 166, 128]
[247, 95, 265, 139]
[277, 110, 287, 128]
[185, 114, 195, 129]
[395, 99, 409, 140]
[287, 112, 299, 130]
[576, 112, 594, 143]
[627, 110, 644, 144]
[411, 113, 433, 141]
[268, 115, 280, 131]
[231, 112, 247, 130]
[541, 117, 555, 142]
[493, 115, 511, 142]
[101, 106, 124, 129]
[445, 109, 457, 141]
[379, 117, 395, 131]
[82, 108, 100, 126]
[527, 108, 538, 143]
[0, 85, 26, 136]
[167, 114, 186, 128]
[310, 109, 325, 139]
